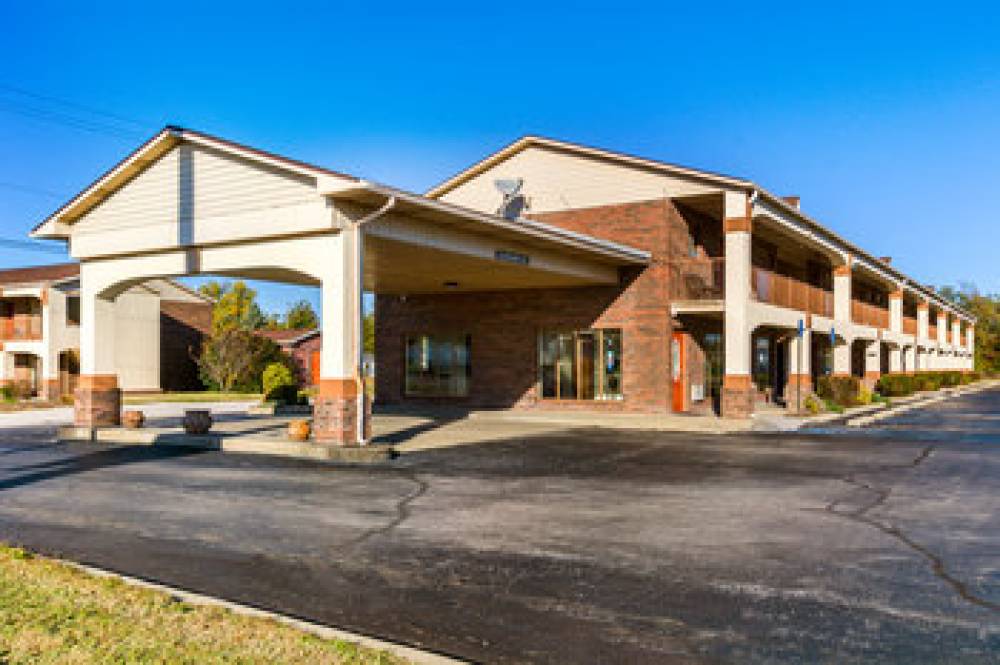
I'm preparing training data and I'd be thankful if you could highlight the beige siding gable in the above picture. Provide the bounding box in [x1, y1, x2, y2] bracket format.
[439, 145, 724, 214]
[70, 143, 329, 258]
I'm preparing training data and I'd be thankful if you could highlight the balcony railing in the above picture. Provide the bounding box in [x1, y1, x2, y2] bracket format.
[0, 316, 42, 341]
[668, 258, 725, 300]
[751, 267, 833, 317]
[903, 316, 918, 336]
[852, 300, 889, 329]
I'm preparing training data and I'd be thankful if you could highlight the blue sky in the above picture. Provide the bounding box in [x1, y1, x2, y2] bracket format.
[1, 1, 997, 317]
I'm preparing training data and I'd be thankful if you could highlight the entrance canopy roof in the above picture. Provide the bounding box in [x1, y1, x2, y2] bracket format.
[32, 127, 649, 294]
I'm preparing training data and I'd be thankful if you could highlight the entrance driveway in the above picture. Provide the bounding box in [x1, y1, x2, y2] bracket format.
[0, 390, 998, 663]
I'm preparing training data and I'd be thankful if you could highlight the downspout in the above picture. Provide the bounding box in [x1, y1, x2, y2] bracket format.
[349, 194, 396, 445]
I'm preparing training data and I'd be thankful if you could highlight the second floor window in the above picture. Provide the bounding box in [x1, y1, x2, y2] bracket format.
[67, 296, 81, 326]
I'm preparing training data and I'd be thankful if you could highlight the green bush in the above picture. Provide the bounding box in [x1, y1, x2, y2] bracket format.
[0, 385, 14, 403]
[940, 371, 962, 387]
[262, 362, 297, 403]
[877, 374, 914, 397]
[803, 393, 822, 415]
[914, 372, 944, 391]
[822, 398, 845, 414]
[817, 375, 864, 407]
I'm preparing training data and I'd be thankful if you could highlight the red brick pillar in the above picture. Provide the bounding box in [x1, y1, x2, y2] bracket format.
[74, 375, 121, 427]
[721, 375, 754, 418]
[313, 378, 368, 445]
[41, 378, 61, 403]
[784, 374, 813, 411]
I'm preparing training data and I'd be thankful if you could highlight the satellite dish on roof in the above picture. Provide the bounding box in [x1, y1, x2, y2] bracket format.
[494, 178, 527, 220]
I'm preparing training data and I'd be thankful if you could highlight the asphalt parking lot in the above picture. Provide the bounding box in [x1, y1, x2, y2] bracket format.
[0, 389, 998, 663]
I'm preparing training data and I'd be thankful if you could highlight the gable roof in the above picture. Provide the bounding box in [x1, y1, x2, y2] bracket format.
[255, 328, 319, 346]
[425, 135, 752, 200]
[0, 262, 79, 286]
[426, 135, 974, 322]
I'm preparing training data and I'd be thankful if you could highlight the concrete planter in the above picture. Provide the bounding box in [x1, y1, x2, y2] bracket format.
[288, 419, 311, 442]
[182, 410, 213, 435]
[122, 410, 145, 429]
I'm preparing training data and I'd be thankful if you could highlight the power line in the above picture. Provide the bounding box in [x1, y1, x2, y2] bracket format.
[0, 83, 149, 130]
[0, 237, 67, 256]
[0, 83, 151, 141]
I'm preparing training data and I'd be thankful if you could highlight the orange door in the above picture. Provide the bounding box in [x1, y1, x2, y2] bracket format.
[310, 350, 321, 385]
[671, 332, 685, 412]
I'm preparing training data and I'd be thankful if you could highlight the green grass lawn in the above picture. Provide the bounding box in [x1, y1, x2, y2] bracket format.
[123, 391, 262, 404]
[0, 545, 405, 664]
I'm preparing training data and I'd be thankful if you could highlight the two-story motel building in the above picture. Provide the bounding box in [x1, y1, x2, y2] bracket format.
[31, 128, 974, 443]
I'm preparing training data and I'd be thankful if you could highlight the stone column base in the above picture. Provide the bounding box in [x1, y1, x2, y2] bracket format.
[721, 375, 754, 419]
[74, 375, 121, 427]
[313, 378, 369, 445]
[783, 374, 813, 412]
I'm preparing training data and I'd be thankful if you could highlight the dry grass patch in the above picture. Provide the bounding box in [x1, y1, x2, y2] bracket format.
[122, 392, 261, 405]
[0, 545, 405, 664]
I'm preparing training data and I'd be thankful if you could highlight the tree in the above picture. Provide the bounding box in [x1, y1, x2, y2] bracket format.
[363, 312, 375, 353]
[936, 283, 1000, 374]
[197, 328, 293, 392]
[284, 300, 319, 330]
[197, 280, 265, 332]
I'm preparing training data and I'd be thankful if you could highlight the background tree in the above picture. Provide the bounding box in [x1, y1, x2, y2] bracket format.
[363, 312, 374, 354]
[284, 300, 319, 330]
[197, 328, 294, 392]
[937, 283, 999, 374]
[198, 280, 265, 332]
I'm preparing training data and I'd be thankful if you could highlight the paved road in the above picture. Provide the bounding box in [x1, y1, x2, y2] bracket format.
[0, 390, 998, 663]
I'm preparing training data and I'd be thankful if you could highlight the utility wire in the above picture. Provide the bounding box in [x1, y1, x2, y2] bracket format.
[0, 180, 68, 199]
[0, 237, 67, 256]
[0, 83, 151, 141]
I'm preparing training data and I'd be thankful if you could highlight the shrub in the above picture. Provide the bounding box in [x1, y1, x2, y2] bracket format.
[940, 371, 962, 387]
[0, 385, 14, 403]
[262, 362, 297, 403]
[914, 372, 951, 392]
[11, 381, 34, 400]
[823, 398, 845, 414]
[857, 384, 873, 405]
[877, 374, 914, 397]
[803, 393, 822, 415]
[197, 329, 294, 393]
[817, 375, 863, 407]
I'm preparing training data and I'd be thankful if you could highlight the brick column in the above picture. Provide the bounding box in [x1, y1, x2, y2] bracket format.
[315, 224, 368, 443]
[74, 374, 121, 427]
[721, 192, 753, 418]
[313, 378, 370, 444]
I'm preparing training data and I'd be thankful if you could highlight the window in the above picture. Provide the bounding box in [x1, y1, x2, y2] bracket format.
[405, 334, 470, 397]
[539, 329, 622, 400]
[67, 296, 80, 326]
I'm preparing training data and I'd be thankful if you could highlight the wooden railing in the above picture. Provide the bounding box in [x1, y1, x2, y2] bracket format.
[903, 316, 918, 336]
[751, 267, 833, 317]
[852, 300, 889, 329]
[0, 315, 42, 341]
[668, 258, 725, 300]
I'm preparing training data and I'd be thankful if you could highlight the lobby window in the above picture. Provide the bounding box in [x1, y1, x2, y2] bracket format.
[539, 329, 623, 400]
[405, 334, 470, 397]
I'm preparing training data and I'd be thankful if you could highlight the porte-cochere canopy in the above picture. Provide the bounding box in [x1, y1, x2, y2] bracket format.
[33, 126, 650, 444]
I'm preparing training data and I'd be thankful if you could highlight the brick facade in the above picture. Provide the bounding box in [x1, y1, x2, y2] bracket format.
[160, 300, 213, 391]
[376, 198, 721, 413]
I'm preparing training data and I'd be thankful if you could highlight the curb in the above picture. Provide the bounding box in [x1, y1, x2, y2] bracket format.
[58, 559, 466, 665]
[846, 381, 995, 427]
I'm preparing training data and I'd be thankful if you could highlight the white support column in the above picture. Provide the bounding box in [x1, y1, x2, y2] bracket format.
[904, 345, 916, 374]
[937, 310, 948, 348]
[315, 226, 367, 444]
[889, 289, 903, 333]
[76, 268, 120, 427]
[722, 191, 753, 418]
[832, 260, 852, 377]
[952, 318, 962, 350]
[889, 345, 902, 373]
[864, 339, 881, 387]
[917, 302, 929, 340]
[967, 325, 976, 370]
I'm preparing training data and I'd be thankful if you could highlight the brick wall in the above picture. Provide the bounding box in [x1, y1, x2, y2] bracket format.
[376, 197, 714, 413]
[160, 301, 212, 391]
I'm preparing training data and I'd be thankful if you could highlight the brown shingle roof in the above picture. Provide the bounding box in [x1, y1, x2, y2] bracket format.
[254, 328, 319, 346]
[0, 262, 78, 285]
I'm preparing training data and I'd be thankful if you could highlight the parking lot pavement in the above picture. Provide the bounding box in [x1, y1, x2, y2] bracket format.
[0, 388, 997, 663]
